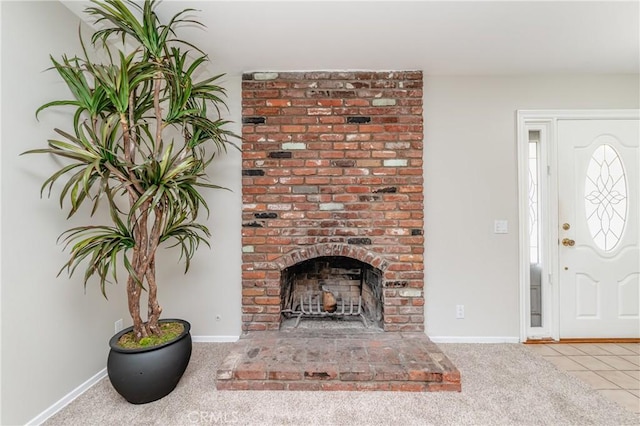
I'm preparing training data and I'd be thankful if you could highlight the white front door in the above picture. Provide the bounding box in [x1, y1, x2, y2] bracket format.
[558, 119, 639, 338]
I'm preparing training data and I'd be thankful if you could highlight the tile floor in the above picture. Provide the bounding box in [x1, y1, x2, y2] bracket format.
[527, 343, 640, 413]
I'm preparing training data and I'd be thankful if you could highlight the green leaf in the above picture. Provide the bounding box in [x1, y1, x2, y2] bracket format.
[26, 0, 242, 319]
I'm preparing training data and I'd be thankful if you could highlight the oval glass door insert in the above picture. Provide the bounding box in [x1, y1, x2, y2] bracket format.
[584, 144, 627, 251]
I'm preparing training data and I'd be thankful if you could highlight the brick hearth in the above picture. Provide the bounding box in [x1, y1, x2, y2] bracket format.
[241, 71, 424, 332]
[216, 330, 461, 392]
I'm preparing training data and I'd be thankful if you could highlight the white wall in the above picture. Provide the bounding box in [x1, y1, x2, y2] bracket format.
[150, 73, 243, 339]
[0, 2, 126, 424]
[0, 2, 242, 423]
[423, 75, 639, 340]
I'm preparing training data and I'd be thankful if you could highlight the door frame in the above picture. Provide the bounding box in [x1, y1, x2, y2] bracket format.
[517, 109, 640, 342]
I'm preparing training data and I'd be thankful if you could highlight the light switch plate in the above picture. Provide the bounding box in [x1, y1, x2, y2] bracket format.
[494, 219, 508, 234]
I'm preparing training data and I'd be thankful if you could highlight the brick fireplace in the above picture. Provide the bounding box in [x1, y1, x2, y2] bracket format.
[218, 71, 459, 392]
[241, 71, 424, 333]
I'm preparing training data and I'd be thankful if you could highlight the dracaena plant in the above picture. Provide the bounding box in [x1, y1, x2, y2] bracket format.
[24, 0, 237, 341]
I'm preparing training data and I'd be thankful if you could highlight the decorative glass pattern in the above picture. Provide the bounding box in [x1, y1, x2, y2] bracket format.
[528, 141, 539, 263]
[584, 144, 627, 251]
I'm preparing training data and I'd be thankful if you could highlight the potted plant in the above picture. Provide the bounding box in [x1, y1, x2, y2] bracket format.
[24, 0, 237, 403]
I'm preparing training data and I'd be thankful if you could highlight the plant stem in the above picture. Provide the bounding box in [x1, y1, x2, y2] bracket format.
[146, 258, 162, 335]
[144, 207, 164, 335]
[120, 110, 147, 341]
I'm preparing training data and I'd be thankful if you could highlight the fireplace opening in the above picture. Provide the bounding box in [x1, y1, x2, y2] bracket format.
[280, 256, 383, 329]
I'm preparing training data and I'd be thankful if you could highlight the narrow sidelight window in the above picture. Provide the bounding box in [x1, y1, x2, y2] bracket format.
[528, 130, 543, 327]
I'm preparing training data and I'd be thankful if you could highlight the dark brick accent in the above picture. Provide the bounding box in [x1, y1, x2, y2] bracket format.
[304, 371, 332, 379]
[242, 73, 254, 80]
[346, 116, 371, 124]
[242, 116, 266, 124]
[385, 281, 408, 288]
[411, 229, 424, 236]
[268, 151, 293, 159]
[347, 238, 372, 245]
[242, 169, 265, 176]
[373, 186, 398, 193]
[255, 212, 278, 219]
[306, 90, 330, 98]
[243, 221, 264, 228]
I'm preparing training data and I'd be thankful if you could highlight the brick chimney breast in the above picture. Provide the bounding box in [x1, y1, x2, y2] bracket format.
[241, 71, 424, 332]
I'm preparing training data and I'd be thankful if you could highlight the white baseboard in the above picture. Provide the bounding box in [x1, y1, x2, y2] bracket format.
[194, 335, 522, 344]
[26, 367, 107, 426]
[192, 335, 240, 343]
[430, 336, 521, 343]
[26, 335, 238, 425]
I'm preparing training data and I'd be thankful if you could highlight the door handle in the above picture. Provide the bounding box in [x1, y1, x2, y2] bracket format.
[562, 238, 575, 247]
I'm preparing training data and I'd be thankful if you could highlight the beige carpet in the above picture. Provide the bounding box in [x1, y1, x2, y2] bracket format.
[45, 343, 640, 425]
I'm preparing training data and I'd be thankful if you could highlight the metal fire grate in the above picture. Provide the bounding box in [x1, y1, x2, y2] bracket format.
[288, 292, 368, 328]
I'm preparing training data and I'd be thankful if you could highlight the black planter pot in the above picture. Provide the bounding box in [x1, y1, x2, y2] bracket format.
[107, 318, 192, 404]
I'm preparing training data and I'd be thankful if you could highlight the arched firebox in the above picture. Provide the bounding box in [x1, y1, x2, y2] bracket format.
[280, 256, 383, 328]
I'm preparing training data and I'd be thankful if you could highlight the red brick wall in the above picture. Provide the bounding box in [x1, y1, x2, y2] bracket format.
[241, 71, 424, 332]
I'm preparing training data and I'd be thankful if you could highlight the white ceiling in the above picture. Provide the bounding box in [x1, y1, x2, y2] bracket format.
[61, 1, 639, 75]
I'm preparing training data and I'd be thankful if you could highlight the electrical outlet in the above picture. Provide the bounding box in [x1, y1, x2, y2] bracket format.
[456, 305, 465, 319]
[115, 319, 124, 333]
[494, 219, 508, 234]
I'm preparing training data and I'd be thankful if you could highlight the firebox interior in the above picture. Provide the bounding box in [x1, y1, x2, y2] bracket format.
[280, 256, 383, 328]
